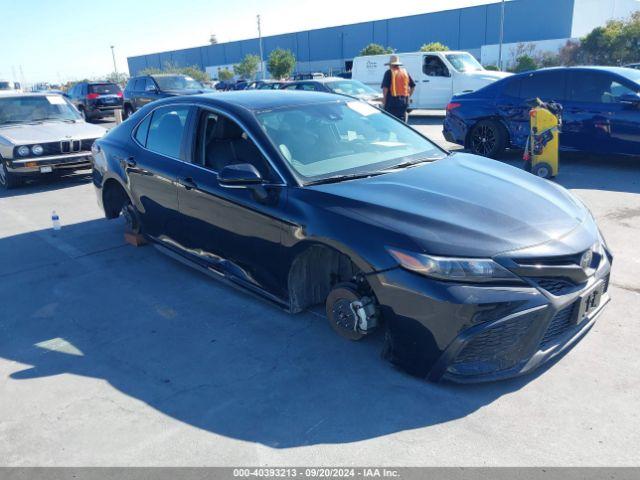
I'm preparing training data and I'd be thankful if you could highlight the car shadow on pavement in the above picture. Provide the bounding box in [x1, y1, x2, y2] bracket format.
[0, 217, 557, 449]
[0, 170, 92, 199]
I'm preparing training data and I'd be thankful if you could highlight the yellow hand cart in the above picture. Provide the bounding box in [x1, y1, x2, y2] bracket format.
[523, 99, 562, 179]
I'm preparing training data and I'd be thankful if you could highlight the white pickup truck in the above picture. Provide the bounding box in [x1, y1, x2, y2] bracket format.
[352, 51, 511, 109]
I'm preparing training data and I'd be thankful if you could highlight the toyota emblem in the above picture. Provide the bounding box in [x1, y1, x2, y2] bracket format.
[580, 249, 593, 270]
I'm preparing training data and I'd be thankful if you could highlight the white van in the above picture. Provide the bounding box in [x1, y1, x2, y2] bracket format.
[352, 51, 511, 109]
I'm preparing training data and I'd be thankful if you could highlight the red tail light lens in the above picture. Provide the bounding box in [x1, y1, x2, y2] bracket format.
[86, 93, 100, 99]
[117, 91, 123, 97]
[446, 102, 461, 112]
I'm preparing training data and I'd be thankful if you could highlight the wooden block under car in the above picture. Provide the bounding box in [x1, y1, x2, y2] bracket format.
[124, 231, 147, 247]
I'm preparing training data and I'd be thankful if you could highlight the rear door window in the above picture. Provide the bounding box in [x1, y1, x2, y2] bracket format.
[503, 78, 521, 98]
[88, 83, 121, 95]
[519, 71, 566, 101]
[144, 78, 157, 91]
[134, 114, 152, 146]
[145, 105, 191, 159]
[568, 71, 638, 103]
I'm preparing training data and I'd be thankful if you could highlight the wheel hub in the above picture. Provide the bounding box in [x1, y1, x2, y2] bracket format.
[332, 298, 358, 331]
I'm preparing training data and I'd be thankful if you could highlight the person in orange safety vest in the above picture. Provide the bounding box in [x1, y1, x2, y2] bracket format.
[380, 55, 416, 122]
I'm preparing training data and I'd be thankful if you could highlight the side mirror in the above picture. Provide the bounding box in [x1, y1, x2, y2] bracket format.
[619, 93, 640, 105]
[218, 163, 263, 186]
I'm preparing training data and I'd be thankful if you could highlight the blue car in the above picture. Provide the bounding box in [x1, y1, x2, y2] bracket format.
[443, 66, 640, 158]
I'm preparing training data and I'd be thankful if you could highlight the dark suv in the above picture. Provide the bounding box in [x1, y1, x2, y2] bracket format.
[123, 74, 208, 118]
[67, 81, 123, 122]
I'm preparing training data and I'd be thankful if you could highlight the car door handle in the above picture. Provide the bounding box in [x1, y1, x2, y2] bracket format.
[178, 177, 197, 190]
[423, 79, 430, 83]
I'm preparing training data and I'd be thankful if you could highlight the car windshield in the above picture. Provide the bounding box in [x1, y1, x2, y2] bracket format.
[617, 68, 640, 85]
[89, 83, 121, 94]
[325, 80, 379, 97]
[256, 100, 445, 183]
[0, 95, 81, 125]
[445, 53, 484, 72]
[153, 75, 203, 90]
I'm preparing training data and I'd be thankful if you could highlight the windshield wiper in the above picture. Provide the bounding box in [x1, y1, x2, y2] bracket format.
[0, 120, 32, 126]
[305, 171, 387, 186]
[30, 117, 75, 123]
[381, 156, 445, 172]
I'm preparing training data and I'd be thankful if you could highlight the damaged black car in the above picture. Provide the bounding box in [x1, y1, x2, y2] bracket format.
[91, 91, 612, 382]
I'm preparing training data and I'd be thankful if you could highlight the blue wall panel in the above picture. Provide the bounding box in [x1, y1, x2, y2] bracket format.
[372, 20, 388, 47]
[343, 22, 374, 58]
[263, 33, 297, 58]
[127, 0, 578, 76]
[295, 31, 311, 62]
[459, 6, 488, 50]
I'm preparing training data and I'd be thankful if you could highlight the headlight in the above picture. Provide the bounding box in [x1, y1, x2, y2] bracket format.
[32, 145, 44, 155]
[17, 145, 30, 157]
[387, 247, 522, 283]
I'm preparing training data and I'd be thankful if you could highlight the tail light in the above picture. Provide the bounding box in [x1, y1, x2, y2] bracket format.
[86, 93, 100, 99]
[446, 102, 461, 112]
[117, 91, 123, 97]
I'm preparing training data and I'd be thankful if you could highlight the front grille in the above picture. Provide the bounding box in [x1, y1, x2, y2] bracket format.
[536, 278, 577, 296]
[450, 313, 540, 376]
[540, 303, 576, 348]
[60, 140, 81, 153]
[13, 138, 95, 159]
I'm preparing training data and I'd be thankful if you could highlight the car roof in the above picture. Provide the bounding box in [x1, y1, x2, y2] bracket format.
[179, 90, 348, 111]
[512, 66, 640, 83]
[516, 66, 637, 75]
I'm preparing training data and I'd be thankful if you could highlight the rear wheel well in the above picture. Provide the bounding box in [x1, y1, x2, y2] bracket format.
[288, 244, 365, 313]
[102, 179, 130, 219]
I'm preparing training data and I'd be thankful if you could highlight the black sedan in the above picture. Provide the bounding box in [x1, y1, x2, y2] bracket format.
[92, 91, 612, 382]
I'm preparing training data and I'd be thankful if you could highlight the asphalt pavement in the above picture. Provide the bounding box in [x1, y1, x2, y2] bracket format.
[0, 114, 639, 466]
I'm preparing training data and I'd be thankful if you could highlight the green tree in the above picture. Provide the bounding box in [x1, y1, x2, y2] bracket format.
[535, 51, 561, 68]
[105, 72, 129, 84]
[234, 54, 260, 79]
[512, 55, 538, 73]
[359, 43, 394, 56]
[558, 39, 583, 66]
[218, 68, 234, 81]
[483, 64, 500, 71]
[267, 48, 296, 80]
[420, 42, 449, 52]
[579, 12, 640, 65]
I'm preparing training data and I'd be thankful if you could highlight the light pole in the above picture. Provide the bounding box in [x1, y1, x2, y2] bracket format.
[257, 15, 265, 79]
[497, 0, 506, 70]
[110, 45, 118, 79]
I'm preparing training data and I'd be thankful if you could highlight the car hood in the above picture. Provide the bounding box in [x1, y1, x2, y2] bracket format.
[0, 121, 106, 144]
[307, 153, 591, 258]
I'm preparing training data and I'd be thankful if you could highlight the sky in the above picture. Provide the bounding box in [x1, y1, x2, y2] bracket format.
[0, 0, 501, 84]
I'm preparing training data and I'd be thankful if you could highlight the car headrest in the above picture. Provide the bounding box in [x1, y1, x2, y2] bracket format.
[213, 117, 245, 140]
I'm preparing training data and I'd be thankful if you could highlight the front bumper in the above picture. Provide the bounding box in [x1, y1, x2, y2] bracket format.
[7, 153, 92, 174]
[372, 254, 612, 383]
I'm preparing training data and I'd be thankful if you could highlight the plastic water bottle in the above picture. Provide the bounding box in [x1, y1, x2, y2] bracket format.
[51, 211, 61, 231]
